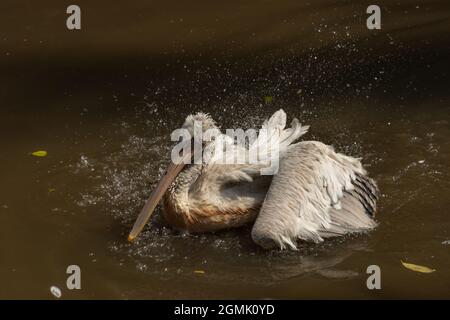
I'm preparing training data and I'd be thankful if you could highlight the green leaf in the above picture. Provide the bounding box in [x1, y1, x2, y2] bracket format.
[264, 96, 273, 104]
[401, 260, 436, 273]
[32, 150, 47, 157]
[193, 270, 205, 274]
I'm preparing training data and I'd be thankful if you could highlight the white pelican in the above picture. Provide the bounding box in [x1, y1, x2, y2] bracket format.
[128, 109, 378, 249]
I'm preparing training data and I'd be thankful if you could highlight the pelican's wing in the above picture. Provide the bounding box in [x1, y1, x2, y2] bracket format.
[248, 109, 309, 163]
[203, 109, 309, 182]
[197, 109, 309, 202]
[251, 141, 378, 250]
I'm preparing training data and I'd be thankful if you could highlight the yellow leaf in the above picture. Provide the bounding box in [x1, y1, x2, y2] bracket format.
[193, 270, 205, 274]
[32, 150, 47, 157]
[48, 188, 56, 193]
[401, 260, 436, 273]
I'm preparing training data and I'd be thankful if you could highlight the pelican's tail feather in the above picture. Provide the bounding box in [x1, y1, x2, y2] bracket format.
[319, 180, 379, 238]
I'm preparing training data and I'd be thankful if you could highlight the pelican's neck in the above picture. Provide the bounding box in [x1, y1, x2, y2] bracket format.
[162, 164, 202, 227]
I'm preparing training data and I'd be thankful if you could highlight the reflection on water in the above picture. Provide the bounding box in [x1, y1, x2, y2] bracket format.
[0, 0, 449, 299]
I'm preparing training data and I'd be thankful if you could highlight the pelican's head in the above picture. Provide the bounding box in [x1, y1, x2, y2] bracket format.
[181, 112, 218, 136]
[127, 112, 218, 242]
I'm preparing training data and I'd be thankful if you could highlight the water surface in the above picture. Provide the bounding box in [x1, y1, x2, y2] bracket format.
[0, 0, 449, 299]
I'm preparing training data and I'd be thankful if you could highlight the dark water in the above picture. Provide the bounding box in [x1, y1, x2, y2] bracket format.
[0, 1, 449, 299]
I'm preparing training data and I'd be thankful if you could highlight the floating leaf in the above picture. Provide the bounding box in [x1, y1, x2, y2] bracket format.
[48, 188, 56, 193]
[401, 260, 435, 273]
[32, 150, 47, 157]
[193, 270, 205, 274]
[264, 96, 273, 104]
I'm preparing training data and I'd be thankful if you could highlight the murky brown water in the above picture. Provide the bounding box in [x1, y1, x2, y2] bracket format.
[1, 1, 449, 299]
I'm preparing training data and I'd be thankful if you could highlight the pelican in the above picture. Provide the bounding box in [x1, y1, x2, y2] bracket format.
[128, 109, 379, 249]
